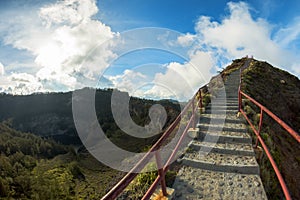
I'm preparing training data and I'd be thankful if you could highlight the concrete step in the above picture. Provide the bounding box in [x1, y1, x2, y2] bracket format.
[189, 141, 254, 156]
[198, 122, 246, 131]
[217, 95, 238, 99]
[216, 87, 238, 90]
[182, 152, 259, 174]
[204, 109, 238, 115]
[198, 130, 251, 144]
[212, 97, 238, 101]
[207, 102, 239, 107]
[225, 82, 240, 85]
[205, 105, 238, 111]
[200, 113, 240, 121]
[224, 83, 239, 86]
[224, 91, 238, 94]
[173, 166, 267, 200]
[200, 115, 242, 124]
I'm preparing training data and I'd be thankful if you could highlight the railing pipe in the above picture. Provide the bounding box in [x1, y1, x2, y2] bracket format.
[141, 175, 162, 200]
[192, 97, 195, 129]
[102, 93, 198, 199]
[240, 91, 300, 143]
[144, 101, 198, 198]
[163, 106, 196, 171]
[240, 109, 292, 200]
[255, 108, 264, 148]
[155, 151, 167, 196]
[199, 90, 203, 111]
[238, 85, 242, 112]
[238, 57, 298, 200]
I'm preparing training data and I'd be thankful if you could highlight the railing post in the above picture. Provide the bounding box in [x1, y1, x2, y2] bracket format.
[155, 151, 167, 196]
[238, 86, 242, 112]
[192, 97, 195, 129]
[199, 90, 203, 113]
[255, 108, 264, 148]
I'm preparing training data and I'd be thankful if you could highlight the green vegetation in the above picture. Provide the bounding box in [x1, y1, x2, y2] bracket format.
[121, 162, 177, 199]
[0, 88, 180, 150]
[0, 121, 126, 199]
[235, 58, 300, 200]
[221, 57, 248, 78]
[0, 88, 181, 199]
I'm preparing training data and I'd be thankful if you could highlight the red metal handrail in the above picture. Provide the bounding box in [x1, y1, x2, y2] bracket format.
[238, 58, 300, 200]
[101, 89, 203, 200]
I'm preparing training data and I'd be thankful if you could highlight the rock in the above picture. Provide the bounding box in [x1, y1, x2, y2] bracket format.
[187, 187, 194, 193]
[254, 181, 261, 187]
[219, 182, 225, 187]
[219, 189, 224, 195]
[175, 192, 182, 197]
[280, 80, 286, 84]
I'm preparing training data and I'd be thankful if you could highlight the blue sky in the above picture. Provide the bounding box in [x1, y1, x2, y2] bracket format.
[0, 0, 299, 99]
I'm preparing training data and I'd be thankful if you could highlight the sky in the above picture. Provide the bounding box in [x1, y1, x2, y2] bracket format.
[0, 0, 300, 100]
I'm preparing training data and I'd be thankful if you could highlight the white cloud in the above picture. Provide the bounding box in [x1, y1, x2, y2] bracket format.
[177, 33, 196, 47]
[146, 1, 300, 100]
[145, 51, 214, 100]
[0, 62, 4, 75]
[108, 70, 148, 95]
[0, 0, 117, 94]
[274, 17, 300, 49]
[0, 73, 45, 95]
[195, 2, 284, 61]
[105, 50, 214, 101]
[39, 0, 98, 26]
[1, 0, 299, 98]
[182, 1, 300, 77]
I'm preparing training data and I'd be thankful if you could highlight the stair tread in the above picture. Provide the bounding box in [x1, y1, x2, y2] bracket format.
[199, 123, 246, 131]
[191, 141, 254, 152]
[183, 152, 258, 167]
[199, 129, 250, 138]
[200, 113, 241, 120]
[200, 116, 242, 124]
[173, 166, 267, 200]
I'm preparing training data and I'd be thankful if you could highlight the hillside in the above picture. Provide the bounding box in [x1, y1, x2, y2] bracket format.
[0, 88, 180, 152]
[219, 58, 300, 199]
[241, 59, 300, 200]
[0, 121, 127, 199]
[0, 88, 181, 199]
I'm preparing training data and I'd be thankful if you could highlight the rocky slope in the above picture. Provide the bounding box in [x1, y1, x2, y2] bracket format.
[241, 59, 300, 199]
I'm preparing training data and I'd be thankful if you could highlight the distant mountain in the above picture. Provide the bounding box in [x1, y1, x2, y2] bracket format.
[0, 88, 181, 151]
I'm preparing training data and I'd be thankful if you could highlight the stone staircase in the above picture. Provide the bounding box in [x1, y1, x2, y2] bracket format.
[172, 70, 267, 199]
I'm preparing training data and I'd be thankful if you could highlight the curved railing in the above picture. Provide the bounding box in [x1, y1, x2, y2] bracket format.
[238, 58, 300, 200]
[101, 90, 203, 199]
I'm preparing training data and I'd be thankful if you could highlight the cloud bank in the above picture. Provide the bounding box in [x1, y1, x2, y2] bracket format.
[178, 2, 300, 76]
[0, 0, 116, 94]
[0, 1, 299, 99]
